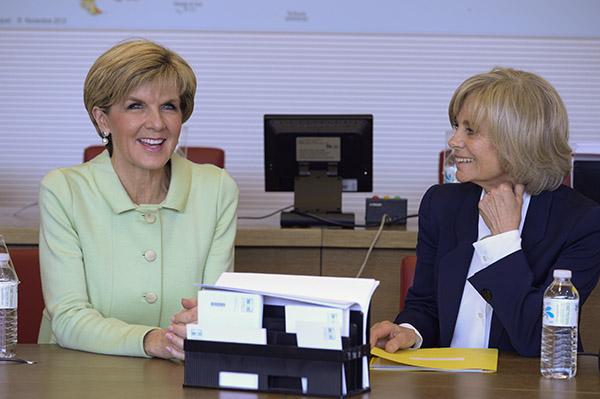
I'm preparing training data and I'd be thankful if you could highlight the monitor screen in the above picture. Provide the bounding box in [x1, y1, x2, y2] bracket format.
[573, 160, 600, 204]
[264, 114, 373, 227]
[264, 114, 373, 192]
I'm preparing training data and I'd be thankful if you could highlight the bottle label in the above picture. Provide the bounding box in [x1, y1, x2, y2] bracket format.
[443, 165, 458, 184]
[543, 298, 578, 327]
[0, 281, 18, 309]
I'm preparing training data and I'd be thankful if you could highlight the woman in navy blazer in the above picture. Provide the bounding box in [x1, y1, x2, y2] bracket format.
[371, 68, 600, 356]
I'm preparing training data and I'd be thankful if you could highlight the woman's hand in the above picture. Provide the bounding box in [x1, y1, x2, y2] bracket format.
[370, 321, 417, 353]
[165, 297, 198, 361]
[143, 328, 173, 359]
[479, 183, 525, 236]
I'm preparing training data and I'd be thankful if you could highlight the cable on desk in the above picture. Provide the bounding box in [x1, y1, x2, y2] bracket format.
[355, 214, 389, 278]
[238, 205, 294, 220]
[12, 201, 38, 216]
[292, 210, 418, 228]
[238, 205, 418, 227]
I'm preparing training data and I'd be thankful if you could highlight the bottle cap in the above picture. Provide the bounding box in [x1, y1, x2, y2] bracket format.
[0, 253, 10, 262]
[553, 269, 571, 279]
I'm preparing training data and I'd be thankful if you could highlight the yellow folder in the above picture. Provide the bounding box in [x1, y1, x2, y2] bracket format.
[370, 347, 498, 373]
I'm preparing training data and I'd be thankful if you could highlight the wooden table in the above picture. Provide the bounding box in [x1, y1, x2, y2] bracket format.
[1, 345, 598, 399]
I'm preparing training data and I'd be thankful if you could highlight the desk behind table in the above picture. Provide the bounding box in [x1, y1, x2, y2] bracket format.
[1, 210, 418, 328]
[1, 345, 598, 399]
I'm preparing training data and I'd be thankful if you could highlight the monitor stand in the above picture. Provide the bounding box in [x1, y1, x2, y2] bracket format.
[280, 171, 355, 228]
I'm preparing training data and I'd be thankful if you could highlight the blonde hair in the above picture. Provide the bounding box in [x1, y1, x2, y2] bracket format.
[84, 39, 197, 150]
[448, 67, 571, 195]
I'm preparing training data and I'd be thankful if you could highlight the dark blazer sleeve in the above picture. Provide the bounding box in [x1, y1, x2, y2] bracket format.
[469, 193, 600, 356]
[394, 185, 441, 346]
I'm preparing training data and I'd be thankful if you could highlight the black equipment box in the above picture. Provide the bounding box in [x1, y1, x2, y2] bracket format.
[365, 197, 407, 225]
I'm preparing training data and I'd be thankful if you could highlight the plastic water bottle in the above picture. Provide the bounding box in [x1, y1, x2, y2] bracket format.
[0, 252, 18, 359]
[540, 269, 579, 379]
[443, 131, 459, 184]
[442, 149, 458, 184]
[443, 163, 458, 184]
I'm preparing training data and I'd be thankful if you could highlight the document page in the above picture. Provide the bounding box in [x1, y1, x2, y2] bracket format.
[370, 347, 498, 373]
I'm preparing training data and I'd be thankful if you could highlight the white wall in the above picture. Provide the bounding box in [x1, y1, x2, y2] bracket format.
[1, 29, 599, 219]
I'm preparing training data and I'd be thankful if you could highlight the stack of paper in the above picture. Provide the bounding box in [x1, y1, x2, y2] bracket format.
[203, 272, 379, 345]
[370, 347, 498, 373]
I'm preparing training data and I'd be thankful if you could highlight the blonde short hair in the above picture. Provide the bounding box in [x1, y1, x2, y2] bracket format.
[448, 67, 571, 195]
[84, 39, 197, 146]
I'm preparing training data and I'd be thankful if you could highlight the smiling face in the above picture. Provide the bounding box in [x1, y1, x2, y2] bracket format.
[448, 98, 510, 192]
[93, 80, 182, 175]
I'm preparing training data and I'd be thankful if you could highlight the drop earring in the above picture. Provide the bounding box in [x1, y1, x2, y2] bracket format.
[101, 131, 110, 145]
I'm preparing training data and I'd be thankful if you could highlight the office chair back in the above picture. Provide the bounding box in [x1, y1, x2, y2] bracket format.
[438, 150, 445, 184]
[83, 145, 225, 168]
[179, 147, 225, 168]
[399, 255, 417, 311]
[580, 281, 600, 352]
[7, 246, 44, 344]
[83, 145, 105, 163]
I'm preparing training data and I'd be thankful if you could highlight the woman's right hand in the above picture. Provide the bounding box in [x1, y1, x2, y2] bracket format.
[164, 297, 198, 361]
[143, 328, 173, 359]
[370, 320, 417, 353]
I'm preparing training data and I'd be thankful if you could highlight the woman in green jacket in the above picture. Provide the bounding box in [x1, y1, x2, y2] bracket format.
[38, 39, 238, 360]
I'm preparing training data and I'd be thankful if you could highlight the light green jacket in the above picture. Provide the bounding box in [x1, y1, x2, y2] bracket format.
[38, 150, 238, 357]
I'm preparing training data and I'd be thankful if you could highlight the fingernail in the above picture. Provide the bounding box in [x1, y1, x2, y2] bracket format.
[165, 333, 173, 340]
[168, 325, 174, 332]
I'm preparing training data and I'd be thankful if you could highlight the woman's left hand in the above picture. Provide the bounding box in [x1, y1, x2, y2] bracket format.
[478, 183, 525, 236]
[166, 297, 198, 361]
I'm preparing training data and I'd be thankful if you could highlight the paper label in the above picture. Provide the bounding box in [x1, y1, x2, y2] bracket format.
[543, 298, 578, 327]
[0, 281, 18, 309]
[296, 137, 341, 162]
[197, 289, 263, 329]
[285, 304, 346, 336]
[219, 371, 259, 390]
[295, 321, 342, 350]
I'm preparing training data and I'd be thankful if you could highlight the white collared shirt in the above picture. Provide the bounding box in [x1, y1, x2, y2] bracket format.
[403, 191, 531, 349]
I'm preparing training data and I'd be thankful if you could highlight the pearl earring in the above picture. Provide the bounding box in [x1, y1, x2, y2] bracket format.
[101, 131, 110, 145]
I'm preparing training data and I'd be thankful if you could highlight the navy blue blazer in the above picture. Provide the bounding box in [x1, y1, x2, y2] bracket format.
[395, 182, 600, 356]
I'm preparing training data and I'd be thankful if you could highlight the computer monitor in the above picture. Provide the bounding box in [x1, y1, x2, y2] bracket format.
[573, 160, 600, 204]
[264, 114, 373, 227]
